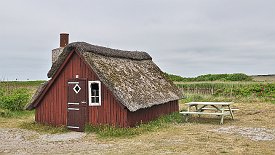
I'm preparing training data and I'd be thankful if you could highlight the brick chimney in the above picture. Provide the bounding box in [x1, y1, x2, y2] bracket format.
[60, 33, 69, 47]
[52, 33, 69, 64]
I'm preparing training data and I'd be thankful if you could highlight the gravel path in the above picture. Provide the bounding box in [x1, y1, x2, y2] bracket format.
[210, 126, 275, 141]
[0, 128, 111, 154]
[1, 125, 275, 154]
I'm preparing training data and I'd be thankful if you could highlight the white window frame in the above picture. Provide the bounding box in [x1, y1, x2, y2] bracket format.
[88, 81, 101, 106]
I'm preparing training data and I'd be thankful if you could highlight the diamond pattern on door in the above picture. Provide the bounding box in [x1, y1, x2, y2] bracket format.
[73, 84, 81, 94]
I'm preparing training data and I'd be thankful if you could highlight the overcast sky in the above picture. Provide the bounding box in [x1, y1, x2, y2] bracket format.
[0, 0, 275, 80]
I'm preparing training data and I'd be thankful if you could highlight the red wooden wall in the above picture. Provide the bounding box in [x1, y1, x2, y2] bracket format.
[35, 52, 178, 128]
[127, 100, 179, 127]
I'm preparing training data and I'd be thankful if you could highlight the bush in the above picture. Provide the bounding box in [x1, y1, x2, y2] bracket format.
[196, 73, 252, 81]
[226, 73, 252, 81]
[0, 88, 31, 111]
[164, 73, 188, 82]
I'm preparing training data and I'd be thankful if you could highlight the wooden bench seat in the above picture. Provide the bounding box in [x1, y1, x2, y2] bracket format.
[180, 111, 231, 124]
[200, 107, 239, 111]
[180, 111, 230, 116]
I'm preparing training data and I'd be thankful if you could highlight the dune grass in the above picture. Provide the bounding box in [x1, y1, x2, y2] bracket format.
[20, 121, 69, 134]
[85, 112, 183, 138]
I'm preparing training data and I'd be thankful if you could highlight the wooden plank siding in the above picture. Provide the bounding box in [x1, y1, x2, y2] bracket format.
[35, 51, 178, 128]
[127, 100, 179, 127]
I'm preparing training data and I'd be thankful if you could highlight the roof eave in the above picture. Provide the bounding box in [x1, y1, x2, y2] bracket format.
[126, 96, 181, 112]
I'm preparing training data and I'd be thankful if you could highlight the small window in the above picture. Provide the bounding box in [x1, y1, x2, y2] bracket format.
[88, 81, 101, 106]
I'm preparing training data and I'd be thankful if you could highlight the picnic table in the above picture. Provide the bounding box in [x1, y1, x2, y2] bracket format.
[180, 102, 238, 124]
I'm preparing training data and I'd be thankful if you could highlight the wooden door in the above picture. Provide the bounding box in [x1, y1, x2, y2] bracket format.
[67, 79, 87, 131]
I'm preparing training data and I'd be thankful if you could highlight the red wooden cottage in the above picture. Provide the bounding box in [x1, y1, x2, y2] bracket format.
[26, 34, 182, 131]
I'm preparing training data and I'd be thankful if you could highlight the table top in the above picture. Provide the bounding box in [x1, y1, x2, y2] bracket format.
[185, 102, 234, 106]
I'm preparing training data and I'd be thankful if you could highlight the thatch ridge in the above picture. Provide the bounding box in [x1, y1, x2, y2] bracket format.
[47, 42, 152, 78]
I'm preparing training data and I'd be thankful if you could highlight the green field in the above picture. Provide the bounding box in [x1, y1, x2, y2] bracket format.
[175, 81, 275, 103]
[0, 80, 45, 89]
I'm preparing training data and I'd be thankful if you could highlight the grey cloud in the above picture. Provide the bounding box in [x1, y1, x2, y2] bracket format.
[0, 0, 274, 80]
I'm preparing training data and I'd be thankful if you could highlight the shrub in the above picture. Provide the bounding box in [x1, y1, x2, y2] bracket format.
[226, 73, 252, 81]
[164, 73, 188, 82]
[0, 88, 31, 111]
[196, 74, 227, 81]
[196, 73, 252, 81]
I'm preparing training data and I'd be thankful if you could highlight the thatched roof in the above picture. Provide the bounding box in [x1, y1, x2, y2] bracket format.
[27, 42, 182, 111]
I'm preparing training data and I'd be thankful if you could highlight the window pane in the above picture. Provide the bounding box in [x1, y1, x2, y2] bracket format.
[92, 90, 96, 96]
[96, 97, 99, 103]
[92, 97, 96, 103]
[91, 83, 99, 97]
[91, 83, 99, 90]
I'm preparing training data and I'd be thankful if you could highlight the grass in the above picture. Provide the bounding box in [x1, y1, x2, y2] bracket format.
[0, 110, 35, 128]
[85, 112, 183, 138]
[8, 110, 35, 117]
[0, 109, 68, 134]
[3, 110, 183, 137]
[0, 80, 46, 87]
[0, 108, 34, 118]
[0, 80, 46, 95]
[20, 121, 69, 134]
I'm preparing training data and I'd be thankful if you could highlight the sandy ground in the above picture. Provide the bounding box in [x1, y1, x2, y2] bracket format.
[0, 102, 275, 155]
